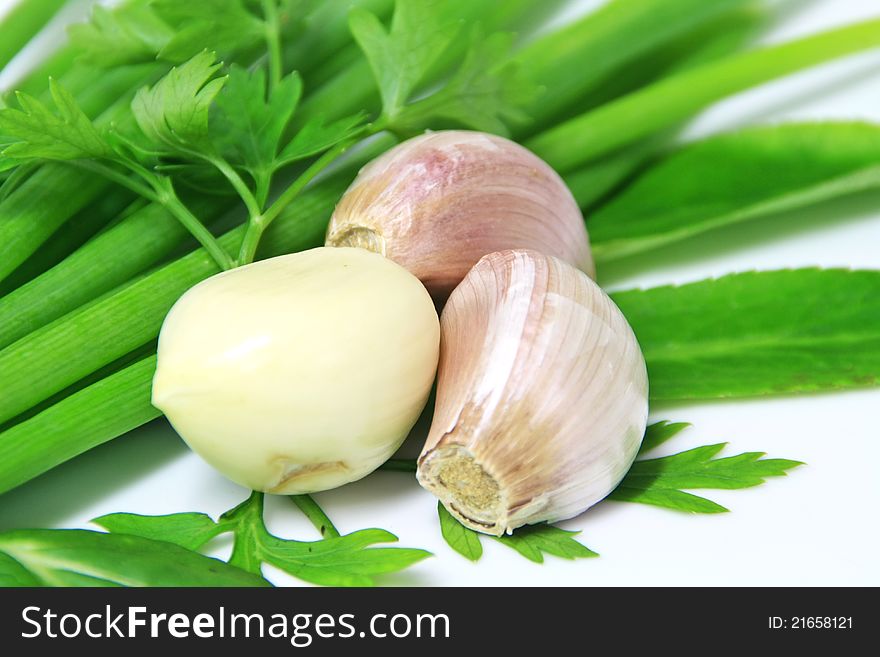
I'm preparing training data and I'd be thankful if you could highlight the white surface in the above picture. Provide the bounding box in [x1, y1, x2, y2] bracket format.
[0, 0, 878, 586]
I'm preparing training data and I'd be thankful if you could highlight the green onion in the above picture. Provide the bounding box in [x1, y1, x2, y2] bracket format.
[527, 18, 880, 172]
[0, 187, 134, 297]
[0, 0, 69, 71]
[0, 196, 224, 348]
[512, 0, 756, 133]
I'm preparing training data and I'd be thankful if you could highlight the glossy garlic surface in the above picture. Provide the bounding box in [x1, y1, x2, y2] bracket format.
[153, 247, 440, 494]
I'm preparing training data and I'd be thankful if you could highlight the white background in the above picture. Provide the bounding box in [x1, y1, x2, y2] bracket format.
[0, 0, 878, 586]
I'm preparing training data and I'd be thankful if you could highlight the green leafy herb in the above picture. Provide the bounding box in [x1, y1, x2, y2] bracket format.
[438, 502, 482, 561]
[612, 442, 803, 513]
[96, 493, 432, 587]
[92, 512, 227, 551]
[612, 269, 880, 399]
[349, 0, 461, 122]
[590, 123, 880, 261]
[494, 525, 599, 563]
[0, 529, 269, 587]
[152, 0, 268, 63]
[639, 420, 691, 454]
[435, 502, 596, 563]
[277, 113, 367, 165]
[210, 65, 302, 200]
[351, 0, 533, 134]
[67, 3, 175, 66]
[394, 29, 533, 136]
[131, 50, 227, 153]
[0, 47, 366, 271]
[0, 80, 112, 162]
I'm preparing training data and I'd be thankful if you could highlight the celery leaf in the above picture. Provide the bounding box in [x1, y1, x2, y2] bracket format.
[639, 420, 691, 454]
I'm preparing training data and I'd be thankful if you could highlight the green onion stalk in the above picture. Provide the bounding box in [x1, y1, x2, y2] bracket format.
[0, 0, 69, 72]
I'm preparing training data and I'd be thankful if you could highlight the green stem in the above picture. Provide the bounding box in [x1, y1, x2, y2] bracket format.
[238, 139, 355, 265]
[261, 0, 283, 93]
[158, 187, 235, 272]
[290, 495, 340, 538]
[224, 491, 266, 575]
[264, 140, 356, 225]
[207, 156, 263, 218]
[72, 160, 158, 202]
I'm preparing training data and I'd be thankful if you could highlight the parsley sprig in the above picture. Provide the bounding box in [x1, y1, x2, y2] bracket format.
[0, 0, 533, 271]
[92, 492, 431, 587]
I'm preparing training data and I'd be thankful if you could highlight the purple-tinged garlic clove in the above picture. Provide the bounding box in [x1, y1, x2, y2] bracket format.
[417, 249, 647, 535]
[326, 130, 594, 300]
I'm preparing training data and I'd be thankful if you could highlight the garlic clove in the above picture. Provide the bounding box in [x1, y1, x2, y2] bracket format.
[417, 249, 648, 535]
[326, 130, 594, 299]
[152, 246, 440, 494]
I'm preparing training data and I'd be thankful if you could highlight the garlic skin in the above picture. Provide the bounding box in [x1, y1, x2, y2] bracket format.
[325, 130, 594, 299]
[417, 250, 648, 535]
[152, 247, 440, 494]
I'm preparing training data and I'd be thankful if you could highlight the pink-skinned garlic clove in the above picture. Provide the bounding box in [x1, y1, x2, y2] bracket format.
[417, 249, 648, 535]
[325, 130, 594, 300]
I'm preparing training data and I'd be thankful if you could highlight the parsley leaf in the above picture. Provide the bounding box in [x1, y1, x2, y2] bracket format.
[350, 0, 461, 121]
[276, 113, 367, 165]
[152, 0, 267, 63]
[95, 493, 431, 587]
[0, 529, 268, 587]
[438, 502, 482, 561]
[611, 438, 803, 513]
[211, 66, 303, 184]
[612, 269, 880, 399]
[0, 79, 112, 163]
[436, 503, 596, 563]
[131, 50, 227, 153]
[639, 420, 691, 454]
[494, 525, 599, 563]
[67, 3, 175, 66]
[92, 512, 227, 551]
[397, 29, 536, 136]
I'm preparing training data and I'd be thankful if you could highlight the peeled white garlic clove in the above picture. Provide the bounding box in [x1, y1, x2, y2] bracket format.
[325, 130, 594, 299]
[417, 249, 648, 536]
[152, 246, 440, 494]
